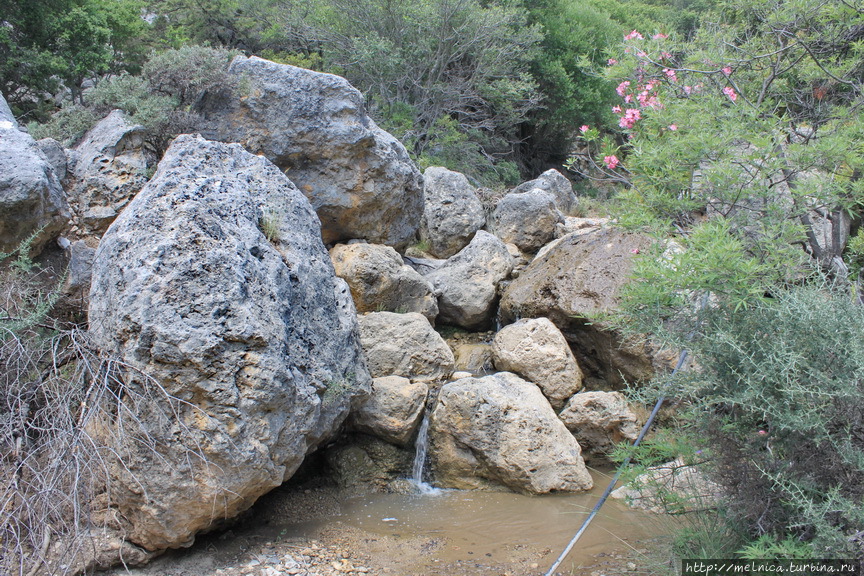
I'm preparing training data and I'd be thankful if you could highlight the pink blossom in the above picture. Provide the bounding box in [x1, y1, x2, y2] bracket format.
[652, 33, 668, 40]
[624, 94, 633, 103]
[616, 81, 631, 97]
[618, 108, 641, 129]
[579, 125, 590, 133]
[661, 51, 672, 60]
[758, 430, 768, 436]
[668, 124, 678, 131]
[722, 66, 732, 76]
[684, 85, 692, 95]
[664, 68, 677, 82]
[636, 50, 647, 58]
[611, 105, 622, 113]
[630, 248, 640, 254]
[604, 155, 620, 169]
[723, 86, 737, 102]
[624, 30, 644, 40]
[607, 58, 618, 66]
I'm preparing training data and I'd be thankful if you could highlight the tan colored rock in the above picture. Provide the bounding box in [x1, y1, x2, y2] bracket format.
[492, 189, 562, 253]
[429, 372, 593, 494]
[499, 227, 672, 388]
[491, 317, 583, 410]
[452, 342, 495, 375]
[358, 312, 455, 382]
[330, 243, 438, 321]
[69, 110, 156, 235]
[558, 391, 639, 456]
[352, 376, 428, 446]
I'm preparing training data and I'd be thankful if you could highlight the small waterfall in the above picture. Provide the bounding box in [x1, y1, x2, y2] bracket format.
[411, 413, 437, 494]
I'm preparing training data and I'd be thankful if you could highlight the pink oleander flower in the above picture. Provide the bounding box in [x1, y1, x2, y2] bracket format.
[604, 155, 620, 169]
[624, 94, 633, 103]
[684, 85, 693, 95]
[607, 58, 618, 66]
[758, 430, 768, 436]
[722, 66, 732, 76]
[661, 51, 672, 60]
[653, 33, 668, 40]
[618, 108, 641, 129]
[664, 68, 677, 82]
[668, 124, 678, 131]
[616, 81, 631, 97]
[580, 125, 590, 133]
[624, 30, 644, 40]
[723, 86, 737, 101]
[611, 105, 622, 113]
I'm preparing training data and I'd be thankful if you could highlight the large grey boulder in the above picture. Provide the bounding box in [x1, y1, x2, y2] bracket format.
[0, 96, 69, 254]
[429, 372, 593, 494]
[330, 242, 438, 321]
[88, 135, 371, 551]
[420, 166, 485, 258]
[424, 231, 513, 330]
[492, 189, 562, 252]
[196, 56, 423, 249]
[69, 110, 155, 235]
[351, 375, 428, 446]
[357, 312, 454, 382]
[558, 391, 640, 458]
[499, 227, 675, 388]
[491, 317, 583, 410]
[511, 169, 577, 214]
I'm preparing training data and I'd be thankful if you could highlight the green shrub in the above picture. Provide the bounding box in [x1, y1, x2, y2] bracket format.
[643, 283, 864, 558]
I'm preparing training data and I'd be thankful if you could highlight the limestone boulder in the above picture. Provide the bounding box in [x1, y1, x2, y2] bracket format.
[351, 376, 428, 446]
[0, 95, 69, 254]
[420, 166, 485, 258]
[88, 135, 371, 551]
[424, 231, 513, 330]
[429, 372, 593, 494]
[491, 317, 583, 410]
[499, 227, 673, 388]
[492, 189, 562, 252]
[69, 110, 156, 235]
[511, 169, 577, 214]
[196, 55, 423, 248]
[558, 391, 640, 457]
[329, 243, 438, 321]
[358, 312, 455, 382]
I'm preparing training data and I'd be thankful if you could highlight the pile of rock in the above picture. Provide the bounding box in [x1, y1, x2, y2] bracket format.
[1, 54, 661, 570]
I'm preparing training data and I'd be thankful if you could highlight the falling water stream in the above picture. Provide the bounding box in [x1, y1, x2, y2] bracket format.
[410, 413, 438, 494]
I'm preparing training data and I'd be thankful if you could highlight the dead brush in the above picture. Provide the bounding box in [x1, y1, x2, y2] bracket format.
[0, 238, 218, 576]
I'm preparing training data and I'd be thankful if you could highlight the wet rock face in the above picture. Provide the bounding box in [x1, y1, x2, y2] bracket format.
[558, 391, 640, 458]
[357, 312, 455, 382]
[329, 242, 438, 321]
[429, 372, 593, 494]
[195, 56, 424, 249]
[499, 227, 665, 388]
[491, 317, 583, 411]
[420, 166, 485, 258]
[0, 95, 69, 254]
[88, 134, 371, 551]
[423, 231, 513, 330]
